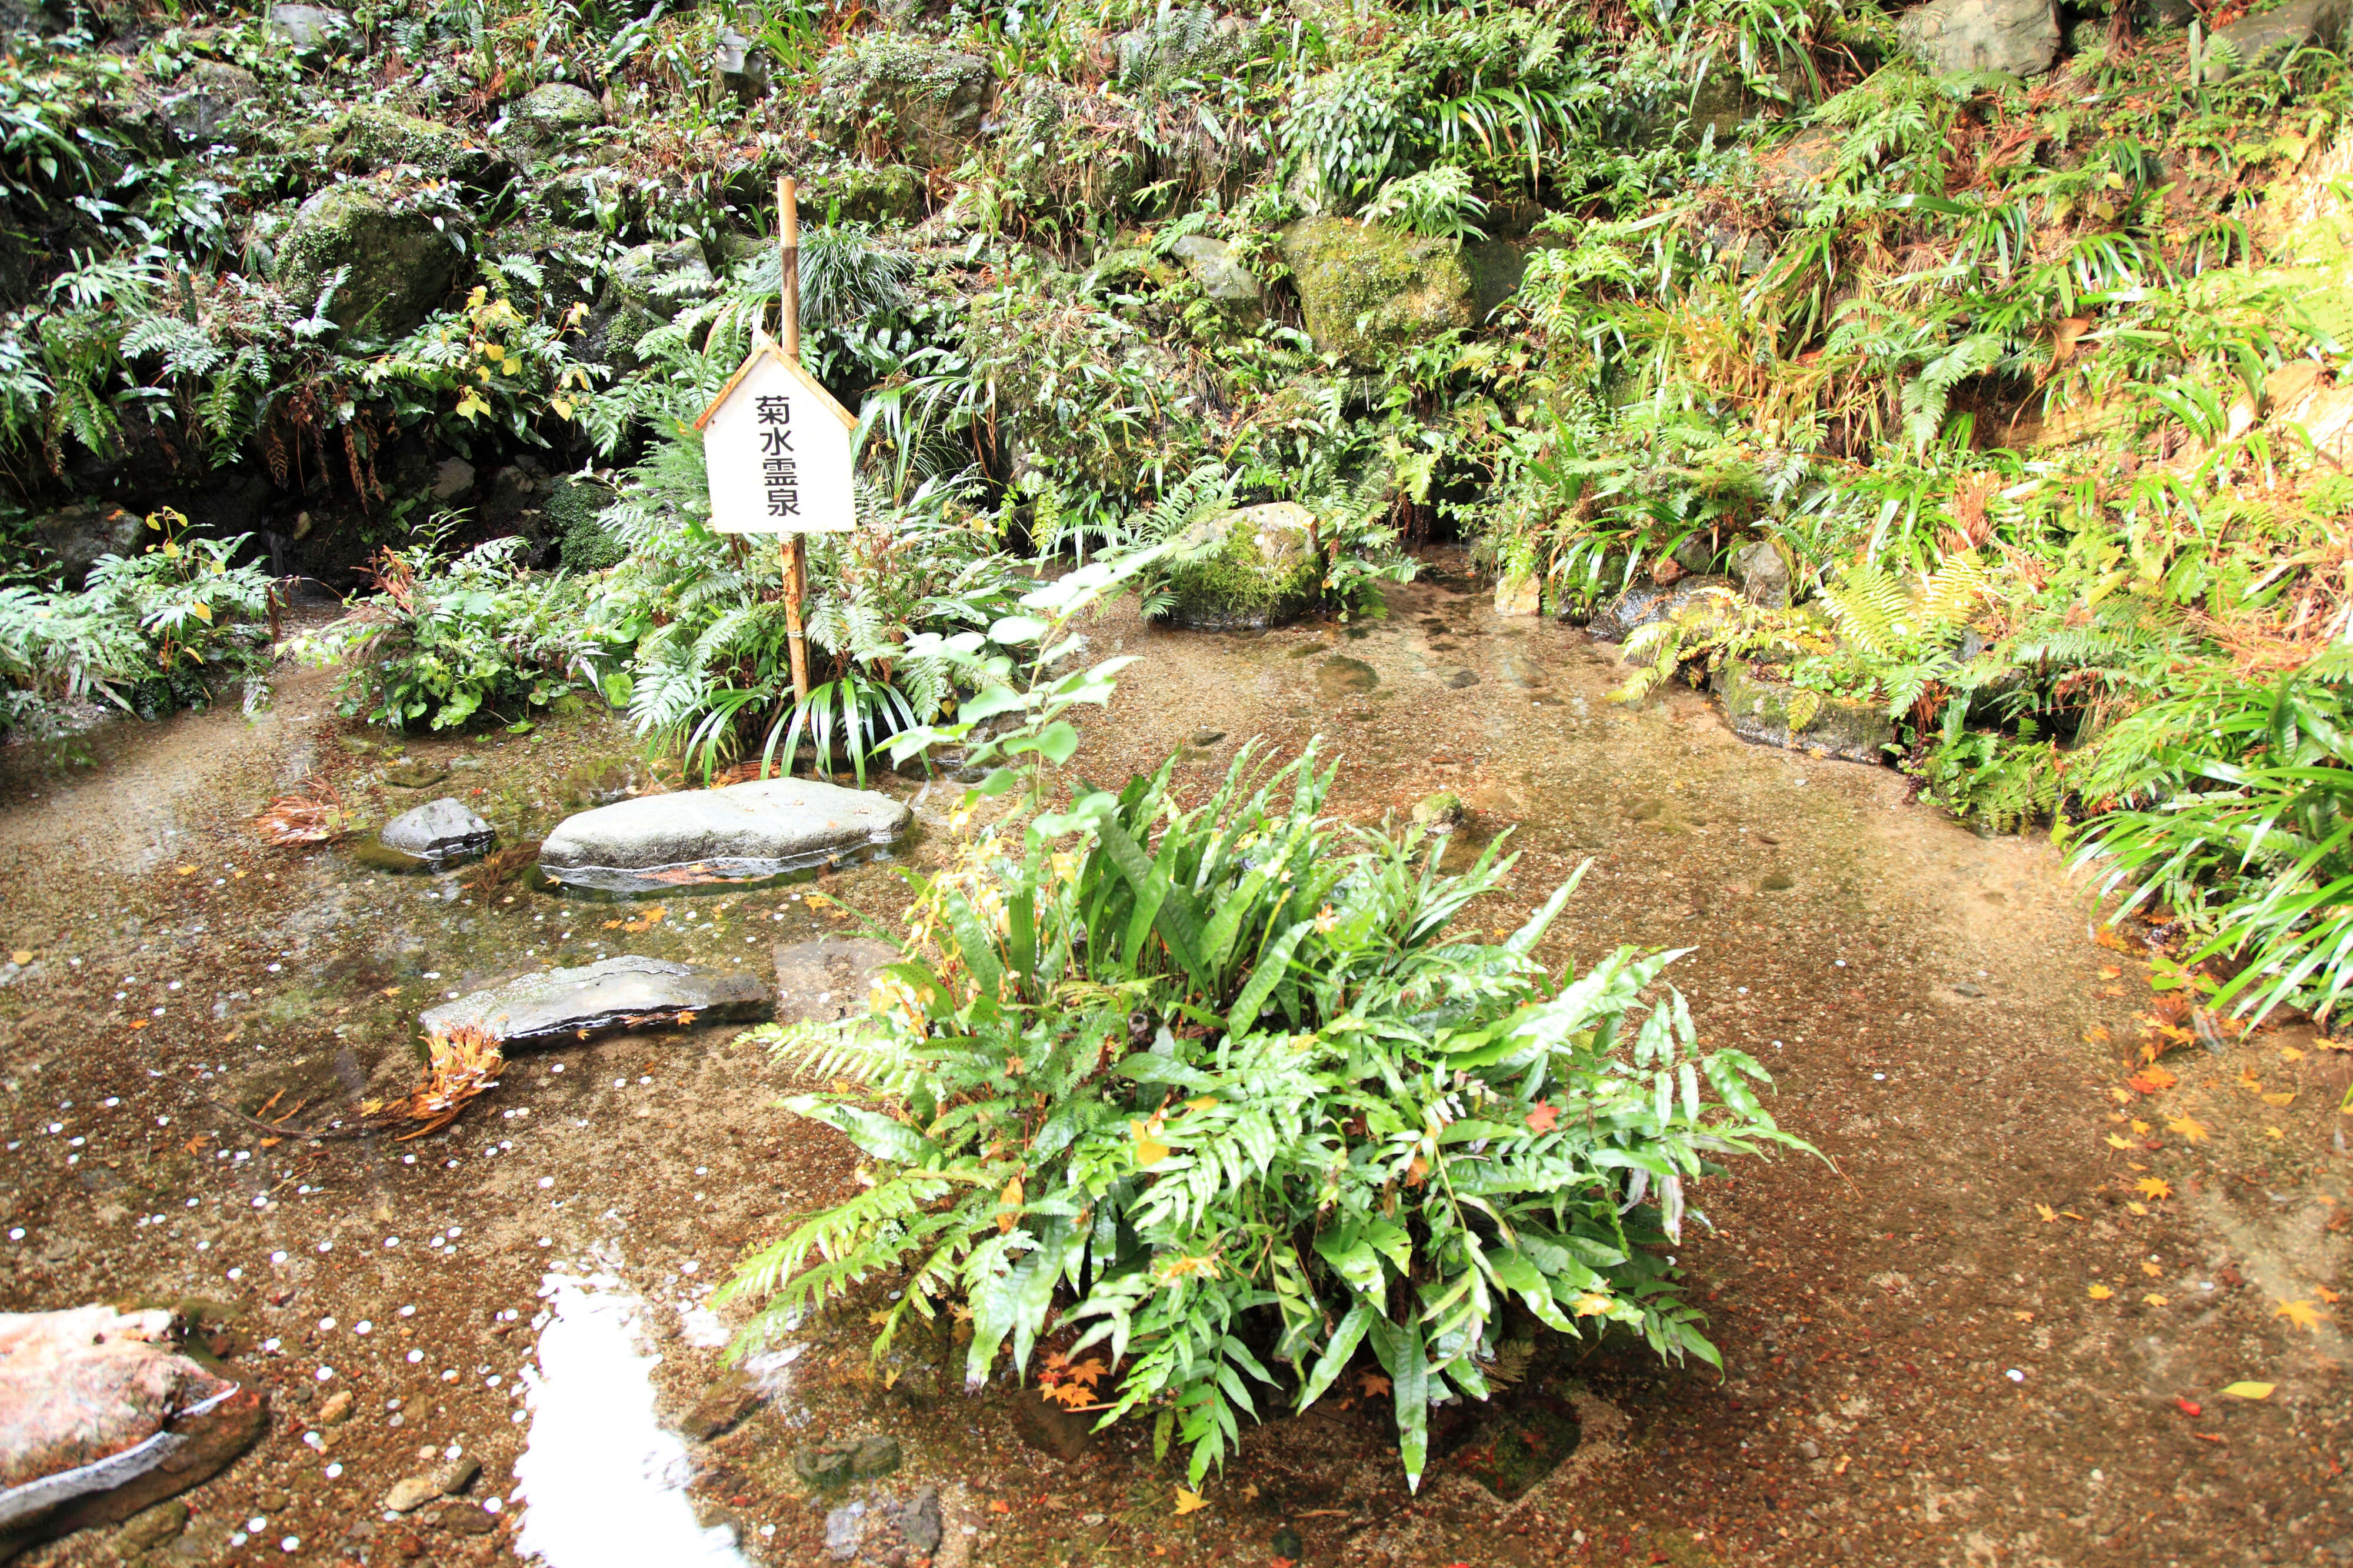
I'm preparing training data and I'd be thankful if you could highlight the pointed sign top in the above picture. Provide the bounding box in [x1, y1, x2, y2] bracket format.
[693, 330, 857, 435]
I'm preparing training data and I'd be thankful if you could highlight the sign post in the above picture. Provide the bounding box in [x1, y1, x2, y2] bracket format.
[692, 175, 856, 713]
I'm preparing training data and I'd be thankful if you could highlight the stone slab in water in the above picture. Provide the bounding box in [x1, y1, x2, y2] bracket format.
[378, 798, 494, 866]
[418, 956, 772, 1044]
[0, 1306, 266, 1559]
[537, 778, 910, 893]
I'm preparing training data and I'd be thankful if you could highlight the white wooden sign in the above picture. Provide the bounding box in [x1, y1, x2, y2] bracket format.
[694, 333, 857, 534]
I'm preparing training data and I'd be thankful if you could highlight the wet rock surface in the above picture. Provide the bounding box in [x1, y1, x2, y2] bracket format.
[1897, 0, 2061, 75]
[1712, 660, 1895, 765]
[1586, 574, 1738, 642]
[376, 798, 494, 866]
[538, 778, 911, 892]
[418, 955, 772, 1043]
[0, 1306, 265, 1557]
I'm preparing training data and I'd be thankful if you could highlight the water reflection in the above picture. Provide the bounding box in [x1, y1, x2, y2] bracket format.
[512, 1261, 752, 1568]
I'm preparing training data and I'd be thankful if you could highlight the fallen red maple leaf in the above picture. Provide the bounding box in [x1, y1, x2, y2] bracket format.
[1526, 1101, 1561, 1133]
[2174, 1396, 2202, 1417]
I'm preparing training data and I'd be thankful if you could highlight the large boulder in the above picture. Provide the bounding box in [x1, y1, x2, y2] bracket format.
[273, 178, 462, 338]
[815, 36, 991, 169]
[28, 505, 142, 589]
[322, 105, 495, 181]
[538, 777, 912, 893]
[1278, 217, 1484, 362]
[1159, 501, 1323, 630]
[811, 164, 925, 226]
[0, 1306, 265, 1560]
[418, 956, 772, 1043]
[1712, 661, 1893, 765]
[1897, 0, 2061, 76]
[159, 61, 263, 145]
[2198, 0, 2349, 79]
[507, 81, 603, 147]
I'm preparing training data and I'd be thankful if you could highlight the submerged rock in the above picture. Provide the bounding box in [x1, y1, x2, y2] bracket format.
[1712, 661, 1894, 765]
[0, 1306, 265, 1560]
[1586, 575, 1738, 642]
[376, 798, 493, 866]
[772, 938, 902, 1027]
[1160, 501, 1322, 630]
[538, 778, 911, 893]
[418, 956, 772, 1044]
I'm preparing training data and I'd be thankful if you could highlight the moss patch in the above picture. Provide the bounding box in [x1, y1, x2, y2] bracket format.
[1161, 502, 1322, 629]
[1278, 216, 1477, 363]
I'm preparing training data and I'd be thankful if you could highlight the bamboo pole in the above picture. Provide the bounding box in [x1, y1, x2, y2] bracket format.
[778, 174, 810, 710]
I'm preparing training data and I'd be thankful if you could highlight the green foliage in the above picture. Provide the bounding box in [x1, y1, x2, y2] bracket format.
[1362, 165, 1490, 242]
[724, 736, 1803, 1493]
[0, 509, 272, 734]
[296, 526, 611, 733]
[2072, 656, 2353, 1025]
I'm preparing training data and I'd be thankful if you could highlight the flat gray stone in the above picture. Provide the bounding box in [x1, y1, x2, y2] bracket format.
[538, 779, 910, 893]
[418, 956, 771, 1045]
[378, 798, 493, 865]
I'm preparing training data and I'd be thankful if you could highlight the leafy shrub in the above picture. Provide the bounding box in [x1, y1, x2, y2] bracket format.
[0, 509, 274, 733]
[298, 529, 612, 732]
[1362, 165, 1490, 241]
[725, 725, 1802, 1492]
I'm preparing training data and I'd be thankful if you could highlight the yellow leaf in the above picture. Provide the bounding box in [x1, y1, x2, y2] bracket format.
[2221, 1381, 2275, 1400]
[2276, 1300, 2328, 1331]
[2127, 1201, 2149, 1216]
[7, 950, 26, 965]
[2141, 1260, 2163, 1277]
[551, 396, 574, 419]
[2084, 1026, 2111, 1043]
[2144, 1293, 2168, 1306]
[2261, 1092, 2296, 1107]
[1132, 1120, 1170, 1169]
[2104, 1134, 2134, 1150]
[2265, 1126, 2285, 1140]
[2088, 1284, 2114, 1300]
[2137, 1177, 2172, 1200]
[2034, 1203, 2058, 1223]
[2130, 1119, 2151, 1135]
[189, 600, 212, 623]
[178, 865, 196, 875]
[2109, 1087, 2133, 1104]
[1572, 1292, 1615, 1317]
[1184, 1097, 1218, 1112]
[1172, 1488, 1209, 1516]
[996, 1175, 1023, 1235]
[2280, 1046, 2307, 1062]
[2167, 1115, 2211, 1143]
[2320, 1287, 2343, 1304]
[2012, 1309, 2034, 1322]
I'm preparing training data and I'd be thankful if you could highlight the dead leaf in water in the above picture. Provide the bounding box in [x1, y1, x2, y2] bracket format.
[2035, 1203, 2058, 1222]
[2275, 1300, 2328, 1331]
[2137, 1177, 2173, 1200]
[2221, 1381, 2275, 1400]
[2167, 1115, 2211, 1143]
[2128, 1066, 2178, 1094]
[2088, 1284, 2115, 1300]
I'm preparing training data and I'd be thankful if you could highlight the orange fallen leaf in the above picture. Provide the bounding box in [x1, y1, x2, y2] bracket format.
[989, 1500, 1011, 1514]
[2088, 1284, 2115, 1300]
[2144, 1293, 2169, 1306]
[2167, 1115, 2211, 1143]
[2104, 1135, 2134, 1150]
[2131, 1119, 2151, 1134]
[1526, 1101, 1561, 1133]
[997, 1175, 1024, 1235]
[2277, 1300, 2328, 1330]
[2085, 1026, 2112, 1044]
[1172, 1487, 1209, 1516]
[2137, 1177, 2173, 1200]
[1357, 1370, 1392, 1399]
[2175, 1396, 2202, 1416]
[2142, 1260, 2164, 1276]
[2261, 1092, 2296, 1107]
[2035, 1203, 2058, 1223]
[2129, 1066, 2178, 1094]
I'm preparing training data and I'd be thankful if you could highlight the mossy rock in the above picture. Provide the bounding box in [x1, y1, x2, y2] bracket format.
[1277, 216, 1478, 363]
[1712, 662, 1892, 766]
[1160, 502, 1322, 630]
[319, 105, 495, 181]
[994, 78, 1148, 215]
[509, 81, 602, 145]
[813, 164, 926, 226]
[549, 476, 622, 572]
[273, 178, 462, 336]
[815, 34, 991, 169]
